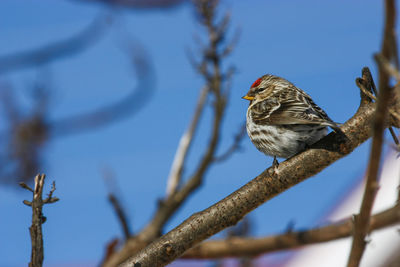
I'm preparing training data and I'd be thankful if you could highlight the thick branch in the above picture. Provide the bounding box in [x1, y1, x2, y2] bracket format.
[120, 88, 380, 266]
[183, 205, 400, 259]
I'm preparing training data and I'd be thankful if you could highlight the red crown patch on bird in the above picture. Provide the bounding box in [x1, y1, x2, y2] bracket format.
[251, 78, 262, 88]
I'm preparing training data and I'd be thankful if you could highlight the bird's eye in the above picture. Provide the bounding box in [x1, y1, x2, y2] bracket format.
[255, 87, 265, 94]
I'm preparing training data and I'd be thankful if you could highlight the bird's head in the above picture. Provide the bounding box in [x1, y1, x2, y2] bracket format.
[242, 74, 288, 103]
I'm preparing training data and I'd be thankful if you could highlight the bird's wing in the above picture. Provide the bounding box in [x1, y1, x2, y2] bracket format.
[250, 97, 282, 122]
[251, 88, 340, 130]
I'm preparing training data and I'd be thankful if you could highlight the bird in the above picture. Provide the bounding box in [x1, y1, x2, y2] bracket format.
[242, 74, 342, 167]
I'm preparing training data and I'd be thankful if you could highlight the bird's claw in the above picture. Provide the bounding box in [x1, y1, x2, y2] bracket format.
[272, 157, 279, 167]
[272, 157, 280, 175]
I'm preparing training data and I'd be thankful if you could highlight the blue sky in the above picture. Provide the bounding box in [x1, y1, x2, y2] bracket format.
[0, 0, 393, 266]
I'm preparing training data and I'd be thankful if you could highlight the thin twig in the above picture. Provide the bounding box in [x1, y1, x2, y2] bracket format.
[388, 127, 399, 146]
[99, 238, 120, 267]
[19, 182, 33, 192]
[108, 194, 132, 240]
[222, 28, 241, 58]
[166, 86, 210, 197]
[347, 1, 396, 266]
[103, 168, 132, 240]
[43, 181, 59, 204]
[182, 204, 400, 259]
[212, 122, 246, 162]
[375, 50, 400, 82]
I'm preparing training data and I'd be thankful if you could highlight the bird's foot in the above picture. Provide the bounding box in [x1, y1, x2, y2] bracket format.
[272, 157, 279, 168]
[272, 157, 280, 175]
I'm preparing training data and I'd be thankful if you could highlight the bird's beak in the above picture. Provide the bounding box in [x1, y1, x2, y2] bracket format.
[242, 95, 254, 101]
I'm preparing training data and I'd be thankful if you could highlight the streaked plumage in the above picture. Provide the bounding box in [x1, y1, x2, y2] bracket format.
[243, 74, 341, 159]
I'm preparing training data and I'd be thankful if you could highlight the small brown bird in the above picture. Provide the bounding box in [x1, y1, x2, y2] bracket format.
[243, 74, 342, 165]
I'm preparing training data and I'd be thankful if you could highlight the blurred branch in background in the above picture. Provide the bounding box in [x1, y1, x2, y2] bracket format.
[347, 0, 399, 266]
[99, 167, 132, 266]
[103, 167, 132, 240]
[212, 122, 246, 163]
[20, 174, 59, 267]
[182, 204, 400, 259]
[103, 0, 239, 265]
[0, 14, 113, 184]
[0, 78, 51, 184]
[50, 41, 154, 137]
[0, 29, 154, 185]
[225, 217, 254, 267]
[0, 14, 111, 75]
[75, 0, 186, 9]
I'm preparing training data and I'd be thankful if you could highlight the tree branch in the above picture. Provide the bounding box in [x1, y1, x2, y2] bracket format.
[166, 86, 209, 197]
[20, 174, 59, 267]
[108, 194, 132, 240]
[119, 70, 384, 266]
[182, 204, 400, 259]
[347, 1, 396, 266]
[103, 167, 132, 240]
[378, 0, 397, 94]
[212, 122, 246, 163]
